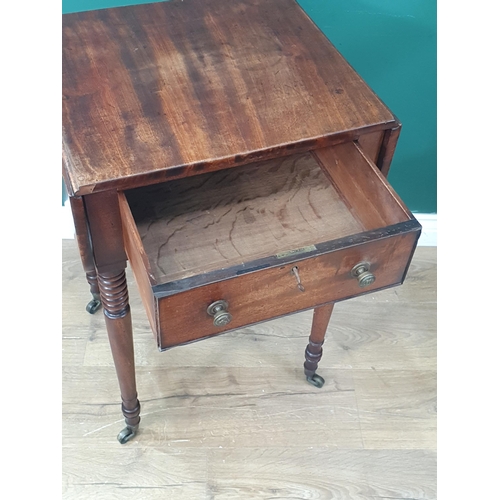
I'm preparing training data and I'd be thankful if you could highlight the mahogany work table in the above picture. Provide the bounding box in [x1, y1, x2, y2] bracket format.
[62, 0, 421, 444]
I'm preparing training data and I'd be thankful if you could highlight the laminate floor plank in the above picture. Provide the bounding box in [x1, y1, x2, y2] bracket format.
[62, 447, 209, 499]
[62, 241, 436, 499]
[353, 369, 437, 449]
[80, 298, 436, 371]
[328, 301, 436, 371]
[63, 365, 363, 449]
[206, 448, 436, 500]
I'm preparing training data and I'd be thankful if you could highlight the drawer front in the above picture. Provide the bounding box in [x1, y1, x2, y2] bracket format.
[155, 230, 418, 349]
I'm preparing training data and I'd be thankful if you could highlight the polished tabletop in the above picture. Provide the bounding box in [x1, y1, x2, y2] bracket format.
[62, 0, 396, 196]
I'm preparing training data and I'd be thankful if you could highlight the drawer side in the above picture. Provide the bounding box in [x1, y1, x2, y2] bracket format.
[118, 192, 159, 341]
[357, 131, 384, 166]
[313, 141, 411, 230]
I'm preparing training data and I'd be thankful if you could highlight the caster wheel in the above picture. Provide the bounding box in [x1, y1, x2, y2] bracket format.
[117, 425, 138, 444]
[306, 373, 325, 388]
[86, 298, 101, 314]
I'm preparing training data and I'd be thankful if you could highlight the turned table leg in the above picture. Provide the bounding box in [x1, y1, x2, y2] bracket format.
[84, 190, 141, 444]
[85, 270, 101, 315]
[99, 269, 140, 443]
[69, 196, 102, 314]
[304, 303, 334, 388]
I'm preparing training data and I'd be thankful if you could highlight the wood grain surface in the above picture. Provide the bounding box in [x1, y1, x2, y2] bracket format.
[62, 241, 436, 499]
[118, 143, 419, 349]
[313, 141, 411, 230]
[124, 152, 363, 284]
[357, 131, 384, 165]
[62, 0, 396, 196]
[155, 231, 418, 349]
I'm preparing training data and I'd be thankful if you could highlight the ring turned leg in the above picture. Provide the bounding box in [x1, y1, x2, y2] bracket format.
[98, 269, 141, 444]
[69, 196, 102, 314]
[85, 190, 141, 444]
[85, 271, 102, 314]
[304, 303, 334, 388]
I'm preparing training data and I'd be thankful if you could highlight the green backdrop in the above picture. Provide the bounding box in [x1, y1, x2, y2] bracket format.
[62, 0, 436, 214]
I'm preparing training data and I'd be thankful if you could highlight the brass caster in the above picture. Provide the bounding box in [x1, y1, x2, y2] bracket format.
[117, 425, 138, 444]
[306, 374, 325, 388]
[86, 297, 102, 314]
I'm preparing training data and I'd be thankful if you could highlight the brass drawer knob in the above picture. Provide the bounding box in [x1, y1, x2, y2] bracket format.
[207, 300, 232, 327]
[351, 262, 376, 288]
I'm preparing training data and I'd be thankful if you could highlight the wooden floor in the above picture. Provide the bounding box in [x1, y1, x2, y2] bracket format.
[62, 241, 436, 499]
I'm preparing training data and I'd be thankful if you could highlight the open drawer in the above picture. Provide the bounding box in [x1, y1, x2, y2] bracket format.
[118, 141, 421, 350]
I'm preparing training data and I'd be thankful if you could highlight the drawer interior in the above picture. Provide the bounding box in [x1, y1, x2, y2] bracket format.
[122, 141, 413, 288]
